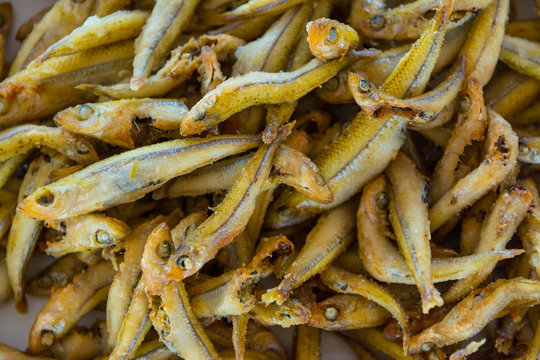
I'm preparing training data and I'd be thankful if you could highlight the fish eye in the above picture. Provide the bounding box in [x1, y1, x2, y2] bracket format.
[59, 221, 67, 234]
[326, 26, 338, 44]
[76, 141, 90, 155]
[40, 330, 55, 347]
[194, 109, 207, 122]
[16, 163, 29, 179]
[176, 255, 193, 270]
[77, 104, 94, 120]
[157, 241, 172, 259]
[36, 189, 55, 207]
[519, 141, 530, 155]
[95, 230, 113, 245]
[370, 15, 386, 30]
[460, 95, 471, 111]
[37, 275, 53, 289]
[277, 205, 291, 218]
[421, 342, 434, 352]
[358, 79, 371, 93]
[376, 192, 388, 210]
[323, 306, 340, 321]
[314, 173, 325, 186]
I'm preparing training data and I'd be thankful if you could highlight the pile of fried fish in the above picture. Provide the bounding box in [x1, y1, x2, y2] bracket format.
[2, 0, 540, 359]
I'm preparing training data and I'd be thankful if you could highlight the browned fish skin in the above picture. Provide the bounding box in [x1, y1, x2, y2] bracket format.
[7, 154, 70, 314]
[17, 135, 261, 220]
[266, 0, 453, 228]
[0, 40, 135, 126]
[180, 50, 378, 136]
[410, 278, 540, 353]
[166, 126, 290, 280]
[54, 98, 188, 149]
[9, 0, 121, 75]
[0, 125, 98, 164]
[28, 260, 116, 354]
[27, 254, 86, 298]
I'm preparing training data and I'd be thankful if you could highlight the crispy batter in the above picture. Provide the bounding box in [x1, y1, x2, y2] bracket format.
[262, 199, 355, 305]
[28, 260, 116, 354]
[387, 152, 442, 313]
[410, 278, 540, 353]
[166, 126, 290, 280]
[350, 0, 485, 40]
[180, 50, 377, 136]
[18, 135, 261, 220]
[131, 0, 201, 90]
[429, 110, 519, 232]
[266, 0, 453, 228]
[7, 154, 70, 313]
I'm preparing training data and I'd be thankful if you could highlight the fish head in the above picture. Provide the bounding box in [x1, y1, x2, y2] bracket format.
[67, 213, 130, 248]
[307, 18, 360, 60]
[17, 182, 81, 220]
[258, 298, 311, 328]
[347, 72, 383, 115]
[180, 92, 219, 136]
[27, 310, 63, 354]
[54, 103, 102, 134]
[355, 13, 393, 39]
[141, 222, 173, 296]
[518, 138, 540, 164]
[166, 240, 209, 281]
[309, 294, 387, 330]
[93, 216, 131, 244]
[0, 82, 40, 125]
[308, 295, 352, 328]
